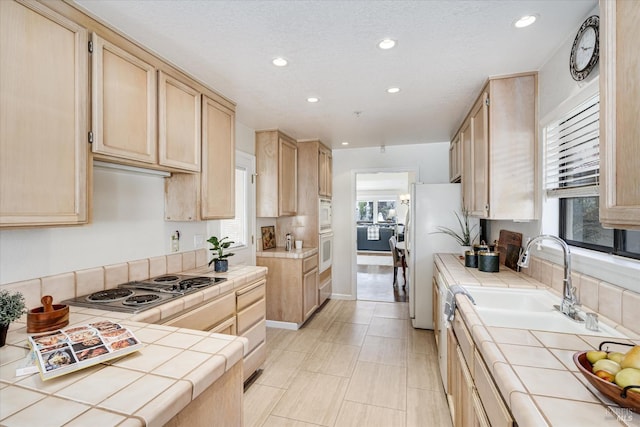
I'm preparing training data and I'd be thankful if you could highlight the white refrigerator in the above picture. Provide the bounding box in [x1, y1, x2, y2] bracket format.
[406, 183, 475, 329]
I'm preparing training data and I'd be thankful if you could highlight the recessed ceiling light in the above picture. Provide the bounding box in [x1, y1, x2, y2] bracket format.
[387, 87, 401, 94]
[378, 38, 396, 50]
[341, 141, 349, 146]
[272, 57, 288, 67]
[514, 15, 537, 28]
[307, 97, 319, 103]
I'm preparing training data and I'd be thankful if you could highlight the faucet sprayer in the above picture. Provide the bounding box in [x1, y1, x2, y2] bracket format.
[518, 235, 582, 321]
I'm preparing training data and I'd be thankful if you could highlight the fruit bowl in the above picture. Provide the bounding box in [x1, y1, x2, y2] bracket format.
[574, 351, 640, 412]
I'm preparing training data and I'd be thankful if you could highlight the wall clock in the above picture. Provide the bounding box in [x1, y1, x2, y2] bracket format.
[570, 15, 600, 81]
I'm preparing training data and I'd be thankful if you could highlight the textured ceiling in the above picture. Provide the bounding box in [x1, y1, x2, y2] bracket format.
[74, 0, 597, 149]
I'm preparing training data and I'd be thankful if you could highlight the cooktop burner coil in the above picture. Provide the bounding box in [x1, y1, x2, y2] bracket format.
[152, 275, 180, 283]
[86, 288, 134, 302]
[123, 294, 162, 306]
[178, 277, 213, 288]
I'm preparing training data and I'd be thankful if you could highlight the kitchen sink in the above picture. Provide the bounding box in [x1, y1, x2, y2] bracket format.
[464, 286, 627, 338]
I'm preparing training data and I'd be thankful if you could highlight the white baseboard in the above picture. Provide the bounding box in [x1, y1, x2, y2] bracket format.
[265, 320, 300, 330]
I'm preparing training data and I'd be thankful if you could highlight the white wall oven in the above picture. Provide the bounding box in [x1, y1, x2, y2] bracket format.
[319, 198, 332, 234]
[319, 232, 333, 273]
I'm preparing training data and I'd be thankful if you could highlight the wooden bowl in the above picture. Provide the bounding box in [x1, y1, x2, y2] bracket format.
[27, 296, 69, 333]
[573, 351, 640, 412]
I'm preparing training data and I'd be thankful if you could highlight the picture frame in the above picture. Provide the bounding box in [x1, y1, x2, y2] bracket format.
[261, 226, 276, 250]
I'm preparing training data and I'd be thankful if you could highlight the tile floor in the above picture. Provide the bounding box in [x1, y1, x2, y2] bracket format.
[243, 299, 453, 427]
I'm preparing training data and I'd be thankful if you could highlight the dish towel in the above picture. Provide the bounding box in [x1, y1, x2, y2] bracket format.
[444, 285, 476, 322]
[367, 225, 380, 240]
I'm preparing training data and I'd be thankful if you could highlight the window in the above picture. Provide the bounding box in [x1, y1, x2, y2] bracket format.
[546, 92, 640, 260]
[356, 201, 373, 222]
[220, 167, 248, 249]
[355, 200, 397, 223]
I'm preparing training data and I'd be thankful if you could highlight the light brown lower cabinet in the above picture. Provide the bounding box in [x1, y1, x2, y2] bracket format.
[447, 314, 513, 427]
[257, 254, 319, 325]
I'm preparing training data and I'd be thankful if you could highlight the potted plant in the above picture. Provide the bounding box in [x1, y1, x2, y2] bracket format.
[207, 236, 235, 272]
[0, 290, 27, 347]
[432, 208, 478, 255]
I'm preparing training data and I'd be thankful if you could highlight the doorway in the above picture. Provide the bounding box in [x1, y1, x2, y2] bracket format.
[355, 171, 411, 302]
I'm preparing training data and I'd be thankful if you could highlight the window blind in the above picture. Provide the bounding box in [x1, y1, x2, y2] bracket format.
[544, 94, 600, 198]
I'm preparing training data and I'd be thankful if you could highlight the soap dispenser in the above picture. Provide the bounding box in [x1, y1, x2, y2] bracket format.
[285, 233, 292, 251]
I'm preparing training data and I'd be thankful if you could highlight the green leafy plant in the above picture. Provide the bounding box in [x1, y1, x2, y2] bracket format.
[432, 208, 478, 246]
[0, 290, 27, 326]
[207, 236, 235, 266]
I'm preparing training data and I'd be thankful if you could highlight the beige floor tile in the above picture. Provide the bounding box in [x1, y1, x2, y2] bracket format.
[320, 321, 368, 346]
[271, 370, 348, 425]
[257, 349, 307, 389]
[267, 328, 299, 351]
[285, 327, 324, 353]
[407, 351, 442, 391]
[345, 361, 407, 410]
[366, 317, 408, 339]
[335, 305, 375, 325]
[408, 328, 437, 356]
[243, 383, 286, 427]
[261, 415, 321, 426]
[334, 400, 406, 427]
[406, 387, 452, 427]
[358, 335, 407, 367]
[301, 341, 360, 377]
[373, 302, 409, 319]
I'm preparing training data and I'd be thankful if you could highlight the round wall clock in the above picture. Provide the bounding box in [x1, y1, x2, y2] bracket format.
[569, 15, 600, 81]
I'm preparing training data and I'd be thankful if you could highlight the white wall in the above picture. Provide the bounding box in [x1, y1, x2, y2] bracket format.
[0, 120, 257, 286]
[331, 142, 449, 298]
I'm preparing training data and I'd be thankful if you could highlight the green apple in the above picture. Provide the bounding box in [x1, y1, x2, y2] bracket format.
[614, 367, 640, 393]
[586, 350, 607, 364]
[592, 359, 621, 376]
[607, 352, 625, 364]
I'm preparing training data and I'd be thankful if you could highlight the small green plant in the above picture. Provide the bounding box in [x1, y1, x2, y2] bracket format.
[207, 236, 235, 266]
[432, 208, 478, 246]
[0, 290, 27, 326]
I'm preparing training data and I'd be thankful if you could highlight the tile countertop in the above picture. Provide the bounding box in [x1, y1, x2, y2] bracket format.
[435, 254, 640, 427]
[0, 265, 267, 427]
[256, 246, 318, 259]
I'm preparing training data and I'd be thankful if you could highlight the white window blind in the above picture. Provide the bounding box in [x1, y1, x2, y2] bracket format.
[544, 94, 600, 198]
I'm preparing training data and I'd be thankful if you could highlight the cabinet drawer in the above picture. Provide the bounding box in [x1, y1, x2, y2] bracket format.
[237, 279, 266, 311]
[242, 319, 266, 355]
[163, 292, 235, 331]
[474, 349, 514, 427]
[318, 276, 331, 306]
[243, 341, 266, 380]
[453, 311, 474, 375]
[237, 298, 266, 335]
[209, 316, 236, 335]
[303, 255, 318, 273]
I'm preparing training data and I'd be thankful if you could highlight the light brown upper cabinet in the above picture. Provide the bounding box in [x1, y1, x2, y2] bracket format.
[164, 95, 235, 221]
[599, 0, 640, 229]
[158, 71, 202, 172]
[449, 134, 462, 183]
[318, 145, 333, 197]
[256, 130, 297, 217]
[91, 33, 157, 164]
[457, 73, 537, 220]
[0, 0, 88, 227]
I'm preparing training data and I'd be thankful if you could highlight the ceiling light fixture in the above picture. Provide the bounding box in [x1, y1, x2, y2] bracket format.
[307, 97, 319, 103]
[378, 38, 396, 50]
[387, 87, 401, 94]
[272, 57, 288, 67]
[341, 141, 349, 146]
[514, 15, 538, 28]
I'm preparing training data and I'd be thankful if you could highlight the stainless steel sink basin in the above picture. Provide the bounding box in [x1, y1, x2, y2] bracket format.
[464, 286, 626, 338]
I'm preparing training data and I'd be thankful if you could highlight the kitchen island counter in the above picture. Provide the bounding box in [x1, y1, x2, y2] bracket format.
[0, 265, 268, 427]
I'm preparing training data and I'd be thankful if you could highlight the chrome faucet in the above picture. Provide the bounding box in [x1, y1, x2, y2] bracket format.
[517, 235, 581, 321]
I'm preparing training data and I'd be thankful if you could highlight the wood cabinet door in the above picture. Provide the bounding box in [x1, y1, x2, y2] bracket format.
[92, 33, 157, 163]
[158, 70, 201, 172]
[201, 96, 235, 219]
[318, 146, 332, 197]
[279, 136, 298, 215]
[461, 121, 473, 213]
[0, 0, 88, 227]
[600, 0, 640, 229]
[302, 266, 319, 321]
[470, 92, 489, 218]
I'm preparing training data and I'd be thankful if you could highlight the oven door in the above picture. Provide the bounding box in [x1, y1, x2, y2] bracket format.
[319, 232, 333, 272]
